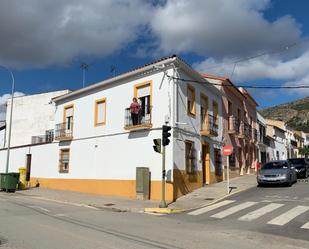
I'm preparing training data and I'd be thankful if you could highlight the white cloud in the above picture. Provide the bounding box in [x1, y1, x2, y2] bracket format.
[194, 49, 309, 82]
[0, 92, 25, 120]
[150, 0, 301, 57]
[0, 0, 152, 68]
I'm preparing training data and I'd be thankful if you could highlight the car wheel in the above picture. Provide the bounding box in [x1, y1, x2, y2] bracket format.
[287, 178, 292, 187]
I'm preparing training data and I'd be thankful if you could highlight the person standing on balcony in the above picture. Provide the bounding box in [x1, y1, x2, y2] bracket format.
[130, 97, 140, 125]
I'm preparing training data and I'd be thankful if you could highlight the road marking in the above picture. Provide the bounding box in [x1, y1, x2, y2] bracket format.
[267, 205, 309, 226]
[188, 200, 236, 216]
[238, 203, 284, 221]
[211, 201, 258, 219]
[28, 205, 50, 213]
[31, 196, 100, 210]
[300, 221, 309, 229]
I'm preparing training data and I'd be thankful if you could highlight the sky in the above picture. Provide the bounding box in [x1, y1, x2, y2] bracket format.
[1, 0, 309, 120]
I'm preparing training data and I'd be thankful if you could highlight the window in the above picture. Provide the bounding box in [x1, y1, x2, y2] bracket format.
[200, 94, 208, 130]
[134, 81, 152, 123]
[213, 101, 219, 127]
[228, 101, 232, 130]
[214, 149, 222, 176]
[63, 105, 74, 130]
[94, 98, 106, 126]
[59, 149, 70, 173]
[185, 141, 196, 174]
[187, 85, 195, 116]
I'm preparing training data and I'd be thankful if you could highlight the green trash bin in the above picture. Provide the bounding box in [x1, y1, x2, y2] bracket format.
[0, 173, 4, 191]
[1, 173, 20, 192]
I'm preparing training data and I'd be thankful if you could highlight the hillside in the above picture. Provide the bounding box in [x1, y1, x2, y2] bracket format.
[260, 96, 309, 132]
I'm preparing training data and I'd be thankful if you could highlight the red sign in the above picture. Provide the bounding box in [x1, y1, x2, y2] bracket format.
[223, 145, 233, 156]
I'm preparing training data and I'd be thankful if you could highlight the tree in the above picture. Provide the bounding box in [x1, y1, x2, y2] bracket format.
[298, 146, 309, 158]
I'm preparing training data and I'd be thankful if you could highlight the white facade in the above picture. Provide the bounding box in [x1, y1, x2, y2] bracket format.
[0, 121, 5, 148]
[266, 124, 287, 160]
[0, 56, 223, 200]
[5, 90, 70, 147]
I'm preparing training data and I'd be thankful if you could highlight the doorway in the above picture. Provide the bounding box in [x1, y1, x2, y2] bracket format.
[202, 143, 210, 185]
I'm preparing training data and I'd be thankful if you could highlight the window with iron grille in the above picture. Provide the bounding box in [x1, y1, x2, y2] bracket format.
[185, 141, 196, 174]
[59, 149, 70, 173]
[187, 85, 196, 116]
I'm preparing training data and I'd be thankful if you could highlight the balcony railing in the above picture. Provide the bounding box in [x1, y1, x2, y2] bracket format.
[244, 123, 252, 140]
[201, 113, 218, 137]
[252, 128, 258, 142]
[55, 122, 73, 141]
[291, 140, 297, 147]
[228, 116, 240, 134]
[263, 136, 271, 146]
[124, 105, 152, 130]
[31, 132, 54, 144]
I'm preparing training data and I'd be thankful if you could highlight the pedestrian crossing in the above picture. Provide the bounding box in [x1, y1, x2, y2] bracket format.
[187, 200, 309, 229]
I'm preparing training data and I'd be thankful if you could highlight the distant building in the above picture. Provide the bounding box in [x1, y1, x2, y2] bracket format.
[266, 121, 287, 160]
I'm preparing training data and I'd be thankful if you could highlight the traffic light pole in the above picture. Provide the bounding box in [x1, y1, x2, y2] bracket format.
[159, 145, 167, 208]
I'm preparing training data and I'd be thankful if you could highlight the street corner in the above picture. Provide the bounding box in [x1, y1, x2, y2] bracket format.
[144, 207, 185, 214]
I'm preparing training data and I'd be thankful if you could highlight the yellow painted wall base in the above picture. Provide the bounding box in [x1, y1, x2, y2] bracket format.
[30, 178, 174, 201]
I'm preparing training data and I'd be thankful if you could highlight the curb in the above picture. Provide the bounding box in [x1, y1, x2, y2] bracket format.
[144, 207, 184, 214]
[173, 185, 256, 213]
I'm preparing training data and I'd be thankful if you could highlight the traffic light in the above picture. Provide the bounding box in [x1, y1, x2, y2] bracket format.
[153, 139, 161, 153]
[162, 125, 171, 146]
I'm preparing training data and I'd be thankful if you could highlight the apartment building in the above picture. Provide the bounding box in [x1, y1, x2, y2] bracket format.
[203, 75, 258, 177]
[0, 55, 223, 201]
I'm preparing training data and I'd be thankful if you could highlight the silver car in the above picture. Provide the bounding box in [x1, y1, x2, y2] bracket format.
[257, 160, 297, 187]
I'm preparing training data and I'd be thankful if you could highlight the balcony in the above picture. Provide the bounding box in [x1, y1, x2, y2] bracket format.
[227, 116, 240, 135]
[124, 105, 152, 130]
[290, 139, 297, 147]
[251, 128, 258, 143]
[244, 123, 252, 141]
[263, 136, 271, 146]
[55, 122, 73, 141]
[31, 132, 54, 145]
[200, 114, 218, 137]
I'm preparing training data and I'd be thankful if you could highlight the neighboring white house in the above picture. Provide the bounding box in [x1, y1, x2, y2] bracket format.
[4, 90, 70, 147]
[0, 55, 223, 201]
[266, 122, 287, 160]
[256, 112, 273, 164]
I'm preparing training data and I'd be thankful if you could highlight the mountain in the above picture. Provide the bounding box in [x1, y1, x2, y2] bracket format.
[260, 97, 309, 132]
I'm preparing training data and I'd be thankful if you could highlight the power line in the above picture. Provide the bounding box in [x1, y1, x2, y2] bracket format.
[166, 75, 309, 89]
[202, 42, 298, 71]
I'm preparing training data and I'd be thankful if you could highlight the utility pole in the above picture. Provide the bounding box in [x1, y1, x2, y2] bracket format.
[0, 65, 15, 173]
[80, 63, 89, 88]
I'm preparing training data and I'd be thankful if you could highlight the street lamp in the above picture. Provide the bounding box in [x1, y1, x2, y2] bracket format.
[0, 65, 15, 173]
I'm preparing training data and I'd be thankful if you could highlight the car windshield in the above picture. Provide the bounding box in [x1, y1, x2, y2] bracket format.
[262, 161, 288, 169]
[288, 158, 305, 165]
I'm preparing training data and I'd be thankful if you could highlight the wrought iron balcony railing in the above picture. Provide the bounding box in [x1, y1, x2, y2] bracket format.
[228, 116, 240, 134]
[124, 105, 152, 130]
[55, 122, 73, 140]
[31, 133, 54, 144]
[201, 113, 218, 137]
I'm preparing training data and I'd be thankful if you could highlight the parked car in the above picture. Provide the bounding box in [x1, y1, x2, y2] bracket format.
[257, 160, 297, 187]
[288, 158, 309, 178]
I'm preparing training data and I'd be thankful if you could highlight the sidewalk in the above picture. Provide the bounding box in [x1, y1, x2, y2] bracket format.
[13, 174, 257, 213]
[169, 174, 257, 211]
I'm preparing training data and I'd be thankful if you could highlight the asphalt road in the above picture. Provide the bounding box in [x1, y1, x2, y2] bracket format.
[0, 180, 308, 249]
[168, 179, 309, 242]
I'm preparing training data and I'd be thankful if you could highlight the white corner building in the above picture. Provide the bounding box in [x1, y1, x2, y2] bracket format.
[0, 55, 223, 201]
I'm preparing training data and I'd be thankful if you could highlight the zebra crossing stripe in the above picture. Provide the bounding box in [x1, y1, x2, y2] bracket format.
[238, 203, 284, 221]
[211, 201, 258, 219]
[301, 221, 309, 229]
[267, 205, 309, 226]
[188, 200, 235, 216]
